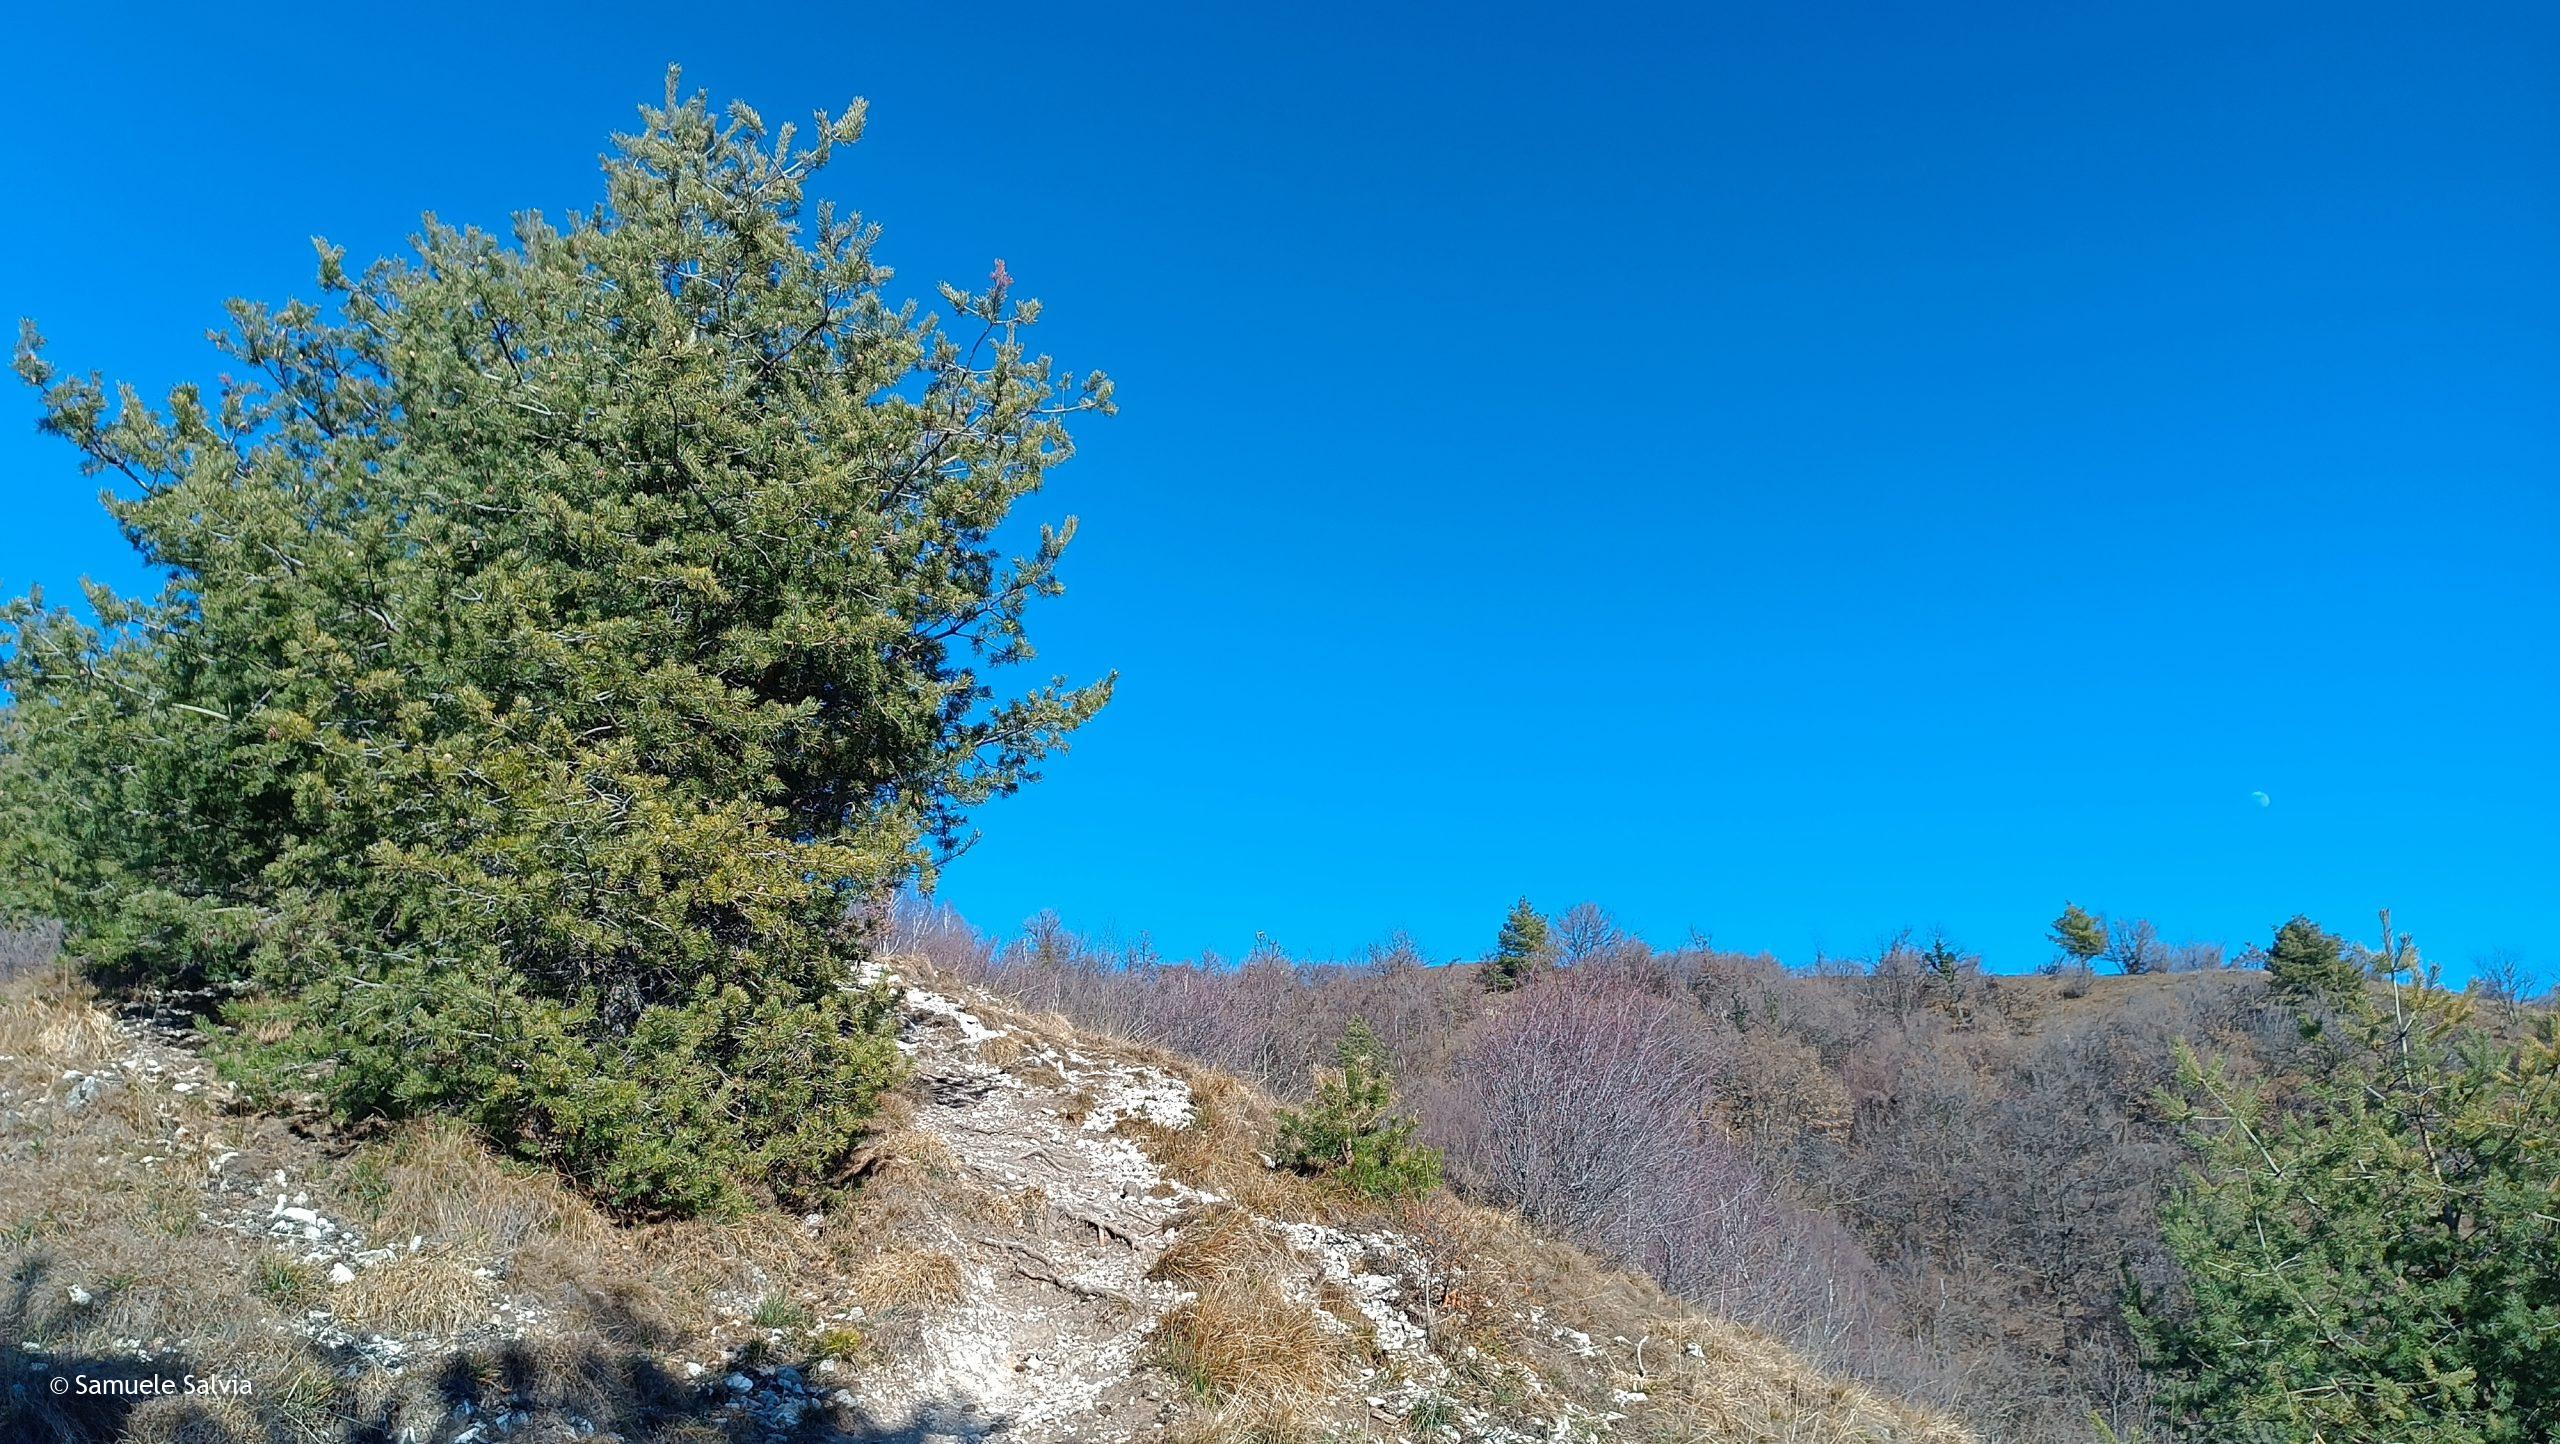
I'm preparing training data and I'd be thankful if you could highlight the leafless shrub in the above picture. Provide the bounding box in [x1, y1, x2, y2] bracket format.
[1365, 930, 1429, 972]
[2166, 941, 2225, 973]
[1423, 963, 1901, 1377]
[1425, 964, 1710, 1241]
[1553, 901, 1636, 967]
[2104, 917, 2163, 975]
[0, 919, 64, 983]
[2473, 948, 2543, 1023]
[885, 894, 995, 979]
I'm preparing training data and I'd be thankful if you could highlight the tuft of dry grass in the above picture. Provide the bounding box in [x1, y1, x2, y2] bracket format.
[334, 1248, 495, 1337]
[0, 971, 119, 1065]
[1149, 1204, 1287, 1290]
[853, 1245, 965, 1314]
[1391, 1192, 1523, 1352]
[355, 1120, 604, 1258]
[1152, 1272, 1346, 1412]
[976, 1030, 1038, 1069]
[628, 1206, 807, 1308]
[1117, 1071, 1341, 1224]
[1626, 1313, 1975, 1443]
[848, 1117, 963, 1189]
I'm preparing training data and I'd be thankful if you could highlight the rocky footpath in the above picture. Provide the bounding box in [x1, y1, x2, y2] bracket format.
[854, 976, 1462, 1439]
[0, 965, 1969, 1444]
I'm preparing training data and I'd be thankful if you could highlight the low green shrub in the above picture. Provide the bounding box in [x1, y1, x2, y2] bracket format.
[1275, 1022, 1443, 1202]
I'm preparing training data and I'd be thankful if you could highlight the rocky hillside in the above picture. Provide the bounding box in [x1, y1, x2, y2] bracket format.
[0, 958, 1969, 1443]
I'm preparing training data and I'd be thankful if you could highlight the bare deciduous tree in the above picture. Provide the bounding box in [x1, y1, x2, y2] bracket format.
[2105, 917, 2163, 975]
[1553, 901, 1634, 967]
[2165, 941, 2225, 973]
[2472, 949, 2542, 1023]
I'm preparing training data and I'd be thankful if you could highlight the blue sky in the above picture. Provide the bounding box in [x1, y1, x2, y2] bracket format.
[4, 3, 2553, 975]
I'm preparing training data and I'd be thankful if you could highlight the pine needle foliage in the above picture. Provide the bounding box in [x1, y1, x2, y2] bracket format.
[2048, 902, 2108, 967]
[0, 73, 1113, 1217]
[2263, 913, 2364, 1007]
[2135, 913, 2560, 1442]
[1485, 897, 1553, 992]
[1275, 1021, 1443, 1201]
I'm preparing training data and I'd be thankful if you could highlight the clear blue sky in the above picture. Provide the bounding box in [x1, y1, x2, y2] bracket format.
[4, 3, 2553, 975]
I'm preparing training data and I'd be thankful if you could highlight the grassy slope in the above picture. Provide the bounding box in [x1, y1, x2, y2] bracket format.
[0, 959, 1971, 1444]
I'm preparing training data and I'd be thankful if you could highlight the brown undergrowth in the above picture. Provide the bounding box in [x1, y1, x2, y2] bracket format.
[0, 951, 1970, 1444]
[0, 965, 970, 1442]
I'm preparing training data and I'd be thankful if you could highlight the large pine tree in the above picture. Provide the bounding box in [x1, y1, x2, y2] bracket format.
[0, 75, 1113, 1215]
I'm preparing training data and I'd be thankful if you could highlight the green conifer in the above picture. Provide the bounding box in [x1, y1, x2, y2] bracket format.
[0, 74, 1112, 1216]
[2136, 914, 2560, 1441]
[1274, 1022, 1442, 1201]
[1486, 897, 1553, 992]
[2049, 902, 2108, 968]
[2264, 914, 2363, 1005]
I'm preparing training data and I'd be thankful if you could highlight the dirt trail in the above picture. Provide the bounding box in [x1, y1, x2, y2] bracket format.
[0, 968, 1971, 1444]
[851, 981, 1209, 1439]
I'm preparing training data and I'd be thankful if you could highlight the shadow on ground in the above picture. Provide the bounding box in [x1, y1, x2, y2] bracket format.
[2, 1255, 997, 1443]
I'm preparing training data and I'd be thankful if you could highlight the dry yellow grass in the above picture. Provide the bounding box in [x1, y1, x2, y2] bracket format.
[0, 956, 1976, 1444]
[342, 1118, 764, 1345]
[333, 1247, 494, 1337]
[853, 1245, 965, 1313]
[1149, 1203, 1287, 1289]
[357, 1120, 604, 1258]
[0, 972, 881, 1428]
[0, 977, 426, 1444]
[1632, 1314, 1973, 1444]
[1116, 1070, 1337, 1223]
[0, 968, 119, 1063]
[629, 1207, 809, 1310]
[976, 1029, 1040, 1069]
[0, 984, 277, 1346]
[844, 1115, 963, 1189]
[1152, 1272, 1347, 1411]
